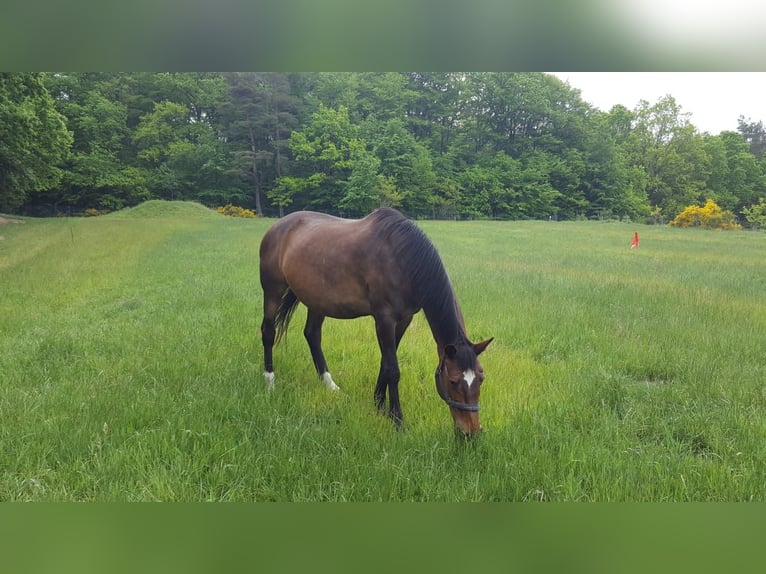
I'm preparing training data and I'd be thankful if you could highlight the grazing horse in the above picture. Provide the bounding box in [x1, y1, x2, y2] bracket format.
[259, 207, 492, 436]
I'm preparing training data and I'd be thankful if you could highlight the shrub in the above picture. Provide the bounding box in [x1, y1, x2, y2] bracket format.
[670, 199, 742, 230]
[216, 204, 257, 218]
[80, 208, 109, 217]
[742, 198, 766, 230]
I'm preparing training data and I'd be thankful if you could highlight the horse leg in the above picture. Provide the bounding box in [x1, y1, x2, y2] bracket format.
[374, 315, 411, 413]
[260, 291, 281, 390]
[374, 315, 402, 425]
[304, 310, 339, 391]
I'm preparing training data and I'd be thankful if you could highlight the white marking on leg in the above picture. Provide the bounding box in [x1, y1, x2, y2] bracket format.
[463, 369, 476, 388]
[264, 371, 275, 391]
[321, 372, 340, 391]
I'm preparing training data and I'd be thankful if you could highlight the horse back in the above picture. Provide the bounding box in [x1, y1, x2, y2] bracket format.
[259, 210, 415, 319]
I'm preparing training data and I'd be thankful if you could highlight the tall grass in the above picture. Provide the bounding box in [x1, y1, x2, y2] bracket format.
[1, 202, 764, 500]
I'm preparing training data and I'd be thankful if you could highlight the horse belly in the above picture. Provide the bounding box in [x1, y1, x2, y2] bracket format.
[283, 259, 373, 319]
[290, 281, 372, 318]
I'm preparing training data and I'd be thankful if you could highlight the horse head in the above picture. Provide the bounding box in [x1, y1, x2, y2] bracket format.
[436, 338, 493, 437]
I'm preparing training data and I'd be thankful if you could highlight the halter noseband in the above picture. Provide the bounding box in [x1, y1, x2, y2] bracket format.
[434, 363, 480, 412]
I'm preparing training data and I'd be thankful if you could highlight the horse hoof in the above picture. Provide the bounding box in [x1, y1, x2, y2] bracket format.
[264, 371, 275, 391]
[322, 372, 340, 391]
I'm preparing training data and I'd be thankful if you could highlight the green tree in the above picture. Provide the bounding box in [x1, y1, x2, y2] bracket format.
[338, 152, 382, 216]
[43, 73, 145, 212]
[372, 118, 435, 216]
[268, 175, 306, 217]
[12, 72, 762, 223]
[0, 73, 72, 212]
[711, 131, 763, 213]
[621, 96, 710, 218]
[737, 115, 766, 158]
[693, 130, 765, 219]
[132, 100, 190, 199]
[352, 72, 414, 123]
[455, 152, 533, 218]
[517, 151, 565, 219]
[452, 73, 620, 220]
[40, 72, 234, 212]
[742, 197, 766, 229]
[131, 75, 238, 206]
[407, 72, 467, 156]
[286, 104, 365, 212]
[221, 72, 299, 214]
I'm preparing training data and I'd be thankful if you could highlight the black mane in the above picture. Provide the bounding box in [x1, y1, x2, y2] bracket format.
[367, 208, 467, 346]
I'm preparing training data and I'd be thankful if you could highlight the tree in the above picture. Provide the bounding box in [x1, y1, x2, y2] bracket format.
[577, 116, 645, 219]
[742, 197, 766, 229]
[269, 173, 326, 217]
[39, 72, 234, 213]
[737, 115, 766, 158]
[285, 105, 366, 212]
[0, 73, 72, 212]
[716, 131, 763, 212]
[517, 151, 564, 219]
[621, 96, 710, 218]
[338, 152, 381, 216]
[132, 101, 190, 199]
[132, 80, 236, 206]
[9, 72, 764, 223]
[406, 72, 467, 156]
[221, 72, 299, 214]
[351, 72, 414, 123]
[43, 73, 146, 212]
[372, 118, 435, 216]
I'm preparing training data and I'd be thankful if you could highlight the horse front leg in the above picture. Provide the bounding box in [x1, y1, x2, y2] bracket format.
[374, 315, 402, 425]
[304, 310, 339, 391]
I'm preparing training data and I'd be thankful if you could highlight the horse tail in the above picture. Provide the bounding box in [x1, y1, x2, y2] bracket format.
[274, 288, 299, 343]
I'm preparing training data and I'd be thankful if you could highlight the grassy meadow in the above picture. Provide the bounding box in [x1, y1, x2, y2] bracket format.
[1, 201, 765, 501]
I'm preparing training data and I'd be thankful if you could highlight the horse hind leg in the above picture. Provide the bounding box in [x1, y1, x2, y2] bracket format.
[304, 310, 339, 391]
[260, 282, 285, 390]
[261, 301, 278, 390]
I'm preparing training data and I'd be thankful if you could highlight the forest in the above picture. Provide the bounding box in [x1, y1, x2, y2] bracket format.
[2, 72, 766, 224]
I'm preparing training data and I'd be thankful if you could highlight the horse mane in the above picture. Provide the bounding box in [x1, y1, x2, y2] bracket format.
[367, 208, 466, 344]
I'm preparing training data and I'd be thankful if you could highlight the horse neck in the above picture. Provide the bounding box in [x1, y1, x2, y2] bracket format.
[421, 282, 469, 353]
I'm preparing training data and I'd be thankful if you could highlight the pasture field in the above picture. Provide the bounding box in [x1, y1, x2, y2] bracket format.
[1, 201, 764, 501]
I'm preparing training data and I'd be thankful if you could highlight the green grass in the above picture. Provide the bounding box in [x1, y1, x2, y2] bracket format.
[1, 202, 765, 500]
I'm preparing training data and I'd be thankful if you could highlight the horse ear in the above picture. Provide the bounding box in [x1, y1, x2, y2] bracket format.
[445, 344, 457, 359]
[473, 338, 493, 356]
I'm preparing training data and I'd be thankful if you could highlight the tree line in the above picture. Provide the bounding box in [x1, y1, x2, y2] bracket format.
[2, 72, 765, 224]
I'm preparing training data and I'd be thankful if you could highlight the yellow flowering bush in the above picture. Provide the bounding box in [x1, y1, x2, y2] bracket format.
[670, 199, 741, 230]
[217, 204, 257, 218]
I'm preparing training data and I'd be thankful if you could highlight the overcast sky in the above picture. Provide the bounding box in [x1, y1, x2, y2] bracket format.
[550, 72, 766, 135]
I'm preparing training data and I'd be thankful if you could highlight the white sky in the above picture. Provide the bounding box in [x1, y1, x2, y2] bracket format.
[612, 0, 766, 46]
[550, 72, 766, 135]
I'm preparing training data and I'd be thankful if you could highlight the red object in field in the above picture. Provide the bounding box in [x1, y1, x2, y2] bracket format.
[631, 232, 639, 249]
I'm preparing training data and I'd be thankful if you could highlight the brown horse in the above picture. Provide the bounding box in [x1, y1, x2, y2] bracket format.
[259, 207, 492, 436]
